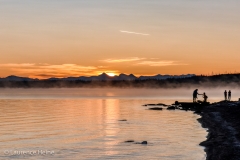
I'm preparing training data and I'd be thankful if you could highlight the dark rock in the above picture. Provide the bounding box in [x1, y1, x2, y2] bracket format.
[143, 103, 168, 106]
[119, 119, 127, 121]
[149, 107, 163, 110]
[157, 103, 168, 106]
[124, 140, 134, 143]
[147, 104, 157, 106]
[134, 141, 148, 144]
[167, 106, 176, 110]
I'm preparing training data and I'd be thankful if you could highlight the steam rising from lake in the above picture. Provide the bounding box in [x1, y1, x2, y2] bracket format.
[0, 88, 239, 103]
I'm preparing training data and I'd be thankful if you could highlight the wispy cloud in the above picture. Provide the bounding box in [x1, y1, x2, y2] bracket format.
[102, 57, 145, 63]
[0, 63, 35, 67]
[136, 61, 188, 66]
[120, 30, 150, 36]
[101, 58, 187, 67]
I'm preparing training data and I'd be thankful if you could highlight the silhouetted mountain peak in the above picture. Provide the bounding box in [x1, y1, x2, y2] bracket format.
[129, 74, 137, 78]
[3, 75, 36, 81]
[94, 72, 111, 81]
[7, 75, 20, 78]
[0, 73, 196, 82]
[115, 73, 137, 81]
[99, 72, 107, 76]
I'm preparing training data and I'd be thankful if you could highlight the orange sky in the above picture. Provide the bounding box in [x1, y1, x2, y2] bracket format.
[0, 1, 240, 78]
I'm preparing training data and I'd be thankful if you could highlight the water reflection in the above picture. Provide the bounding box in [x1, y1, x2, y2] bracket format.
[103, 99, 120, 156]
[0, 94, 206, 160]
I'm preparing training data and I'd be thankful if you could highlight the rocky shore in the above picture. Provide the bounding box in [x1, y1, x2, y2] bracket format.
[197, 101, 240, 160]
[143, 101, 240, 159]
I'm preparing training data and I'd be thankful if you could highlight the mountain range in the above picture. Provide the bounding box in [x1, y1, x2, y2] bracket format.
[0, 73, 195, 81]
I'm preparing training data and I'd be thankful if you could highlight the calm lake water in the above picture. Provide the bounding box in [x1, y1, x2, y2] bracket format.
[1, 88, 230, 160]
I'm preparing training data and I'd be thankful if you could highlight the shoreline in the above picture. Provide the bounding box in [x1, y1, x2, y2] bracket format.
[195, 101, 240, 160]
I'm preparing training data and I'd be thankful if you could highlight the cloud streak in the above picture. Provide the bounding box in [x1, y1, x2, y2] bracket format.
[136, 61, 188, 66]
[102, 57, 145, 63]
[120, 30, 150, 36]
[101, 58, 187, 67]
[0, 63, 35, 67]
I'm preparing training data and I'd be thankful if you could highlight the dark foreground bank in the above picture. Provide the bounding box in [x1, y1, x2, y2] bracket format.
[197, 101, 240, 160]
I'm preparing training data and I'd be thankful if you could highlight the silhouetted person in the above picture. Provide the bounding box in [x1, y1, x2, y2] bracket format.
[224, 90, 227, 101]
[193, 89, 200, 102]
[228, 90, 231, 101]
[203, 92, 208, 103]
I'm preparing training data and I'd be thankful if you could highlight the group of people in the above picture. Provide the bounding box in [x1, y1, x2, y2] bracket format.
[193, 89, 232, 103]
[224, 90, 231, 101]
[193, 89, 208, 103]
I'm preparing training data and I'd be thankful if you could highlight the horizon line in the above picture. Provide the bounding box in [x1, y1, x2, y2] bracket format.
[2, 73, 240, 80]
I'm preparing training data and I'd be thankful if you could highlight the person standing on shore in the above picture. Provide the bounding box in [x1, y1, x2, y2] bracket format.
[224, 90, 227, 101]
[203, 92, 208, 102]
[228, 90, 231, 101]
[193, 89, 200, 102]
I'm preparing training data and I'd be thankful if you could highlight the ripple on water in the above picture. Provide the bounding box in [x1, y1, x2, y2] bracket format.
[0, 98, 207, 160]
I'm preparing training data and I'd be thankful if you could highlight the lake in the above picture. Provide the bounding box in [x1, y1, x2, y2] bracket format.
[1, 88, 233, 159]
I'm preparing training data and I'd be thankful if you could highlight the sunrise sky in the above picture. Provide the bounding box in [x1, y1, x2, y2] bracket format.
[1, 0, 240, 78]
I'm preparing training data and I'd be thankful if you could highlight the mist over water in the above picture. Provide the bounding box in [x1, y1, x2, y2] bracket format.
[0, 88, 239, 103]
